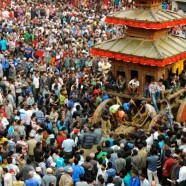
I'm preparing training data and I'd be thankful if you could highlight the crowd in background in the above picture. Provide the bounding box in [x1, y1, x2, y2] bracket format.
[0, 0, 186, 186]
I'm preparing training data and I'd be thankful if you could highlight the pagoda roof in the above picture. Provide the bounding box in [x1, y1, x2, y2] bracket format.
[105, 9, 186, 29]
[90, 35, 186, 67]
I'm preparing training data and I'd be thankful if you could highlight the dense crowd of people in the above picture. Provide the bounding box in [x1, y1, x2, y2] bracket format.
[0, 0, 186, 186]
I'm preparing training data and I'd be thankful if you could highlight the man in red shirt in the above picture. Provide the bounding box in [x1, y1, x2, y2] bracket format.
[56, 127, 66, 150]
[162, 150, 174, 186]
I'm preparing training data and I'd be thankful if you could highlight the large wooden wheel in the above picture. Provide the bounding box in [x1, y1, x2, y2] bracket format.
[91, 98, 115, 124]
[176, 99, 186, 122]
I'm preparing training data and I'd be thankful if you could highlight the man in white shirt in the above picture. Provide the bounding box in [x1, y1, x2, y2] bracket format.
[51, 78, 62, 92]
[98, 58, 104, 72]
[33, 72, 40, 101]
[2, 168, 13, 186]
[140, 173, 150, 186]
[19, 104, 26, 121]
[33, 167, 42, 185]
[146, 132, 153, 148]
[141, 101, 157, 119]
[0, 112, 9, 130]
[173, 161, 186, 185]
[62, 133, 75, 159]
[24, 105, 33, 139]
[27, 92, 35, 106]
[102, 60, 111, 75]
[157, 80, 165, 99]
[128, 77, 140, 95]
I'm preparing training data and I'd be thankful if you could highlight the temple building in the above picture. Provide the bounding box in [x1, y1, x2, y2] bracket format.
[91, 0, 186, 95]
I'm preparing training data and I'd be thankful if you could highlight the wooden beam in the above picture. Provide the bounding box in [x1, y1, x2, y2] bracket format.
[107, 91, 152, 102]
[167, 88, 186, 101]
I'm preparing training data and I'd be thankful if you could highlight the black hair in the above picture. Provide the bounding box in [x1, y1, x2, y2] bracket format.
[74, 158, 79, 165]
[105, 140, 110, 147]
[86, 156, 91, 162]
[107, 162, 112, 169]
[3, 168, 8, 173]
[132, 149, 138, 156]
[16, 172, 22, 180]
[98, 175, 104, 184]
[79, 174, 85, 181]
[26, 158, 32, 164]
[107, 176, 113, 183]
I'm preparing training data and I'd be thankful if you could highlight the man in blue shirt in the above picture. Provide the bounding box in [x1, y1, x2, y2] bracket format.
[1, 55, 9, 78]
[105, 132, 115, 147]
[72, 158, 85, 183]
[25, 45, 33, 60]
[123, 100, 136, 122]
[13, 57, 20, 69]
[25, 171, 39, 186]
[56, 151, 66, 168]
[129, 170, 140, 186]
[0, 39, 7, 51]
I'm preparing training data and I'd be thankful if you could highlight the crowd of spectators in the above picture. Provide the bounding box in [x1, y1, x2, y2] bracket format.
[0, 1, 185, 186]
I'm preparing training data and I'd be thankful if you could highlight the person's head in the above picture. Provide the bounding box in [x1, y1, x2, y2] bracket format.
[2, 168, 8, 175]
[28, 171, 34, 179]
[106, 154, 111, 160]
[165, 149, 171, 159]
[151, 78, 155, 83]
[141, 100, 147, 107]
[79, 174, 85, 181]
[132, 170, 138, 178]
[181, 137, 186, 145]
[46, 168, 53, 174]
[133, 77, 138, 82]
[132, 149, 138, 156]
[151, 181, 157, 186]
[107, 176, 113, 184]
[36, 141, 42, 148]
[89, 153, 95, 159]
[3, 157, 8, 164]
[109, 132, 115, 138]
[67, 167, 73, 175]
[119, 133, 125, 139]
[15, 172, 22, 181]
[7, 157, 12, 164]
[105, 140, 110, 147]
[85, 156, 91, 162]
[97, 145, 102, 152]
[37, 129, 43, 134]
[29, 133, 34, 138]
[74, 158, 79, 165]
[178, 160, 184, 167]
[158, 80, 163, 86]
[107, 161, 112, 169]
[150, 148, 157, 155]
[137, 143, 143, 150]
[80, 149, 84, 155]
[26, 158, 32, 165]
[158, 135, 164, 142]
[117, 152, 122, 158]
[139, 173, 146, 182]
[98, 175, 105, 184]
[66, 133, 70, 139]
[173, 156, 179, 164]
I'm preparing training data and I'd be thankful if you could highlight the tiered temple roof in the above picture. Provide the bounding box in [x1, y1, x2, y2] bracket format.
[90, 0, 186, 67]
